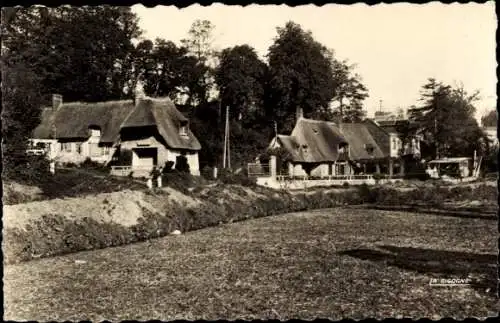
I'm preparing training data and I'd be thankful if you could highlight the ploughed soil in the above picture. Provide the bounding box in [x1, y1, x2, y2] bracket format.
[4, 208, 498, 320]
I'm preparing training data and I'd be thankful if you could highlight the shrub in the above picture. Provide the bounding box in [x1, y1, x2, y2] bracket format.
[357, 183, 379, 203]
[201, 165, 215, 180]
[404, 172, 431, 181]
[161, 171, 207, 193]
[217, 169, 257, 187]
[162, 161, 175, 174]
[63, 162, 78, 168]
[21, 154, 52, 183]
[175, 155, 190, 173]
[80, 157, 110, 174]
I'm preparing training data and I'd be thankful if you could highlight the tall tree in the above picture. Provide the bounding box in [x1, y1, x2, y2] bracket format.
[481, 109, 497, 128]
[330, 59, 369, 123]
[215, 45, 267, 126]
[180, 19, 218, 106]
[266, 21, 336, 133]
[135, 38, 200, 101]
[181, 19, 217, 63]
[2, 6, 141, 102]
[1, 62, 43, 179]
[409, 78, 489, 159]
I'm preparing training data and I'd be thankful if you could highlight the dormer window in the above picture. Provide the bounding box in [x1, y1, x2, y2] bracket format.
[365, 143, 374, 154]
[88, 125, 101, 137]
[179, 121, 189, 137]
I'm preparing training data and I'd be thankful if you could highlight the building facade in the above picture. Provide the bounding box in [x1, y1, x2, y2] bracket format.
[31, 94, 201, 177]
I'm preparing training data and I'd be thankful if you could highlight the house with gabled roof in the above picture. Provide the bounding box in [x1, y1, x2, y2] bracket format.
[269, 117, 350, 177]
[31, 94, 201, 177]
[266, 107, 420, 178]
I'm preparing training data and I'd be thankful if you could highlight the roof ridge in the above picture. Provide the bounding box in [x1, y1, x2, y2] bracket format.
[299, 117, 337, 125]
[61, 99, 132, 107]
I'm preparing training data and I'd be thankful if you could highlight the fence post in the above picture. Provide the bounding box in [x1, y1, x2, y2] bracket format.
[157, 176, 162, 188]
[49, 161, 56, 174]
[147, 178, 153, 189]
[213, 167, 218, 179]
[270, 155, 277, 179]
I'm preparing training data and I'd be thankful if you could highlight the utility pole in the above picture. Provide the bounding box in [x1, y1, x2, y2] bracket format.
[222, 105, 230, 169]
[434, 90, 439, 159]
[227, 106, 231, 169]
[434, 115, 439, 159]
[339, 97, 343, 124]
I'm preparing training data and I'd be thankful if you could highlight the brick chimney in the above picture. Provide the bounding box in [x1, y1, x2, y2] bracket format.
[296, 106, 303, 122]
[52, 94, 62, 110]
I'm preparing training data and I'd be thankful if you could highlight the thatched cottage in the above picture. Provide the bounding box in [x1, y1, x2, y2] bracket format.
[267, 108, 420, 177]
[31, 94, 201, 177]
[269, 117, 350, 177]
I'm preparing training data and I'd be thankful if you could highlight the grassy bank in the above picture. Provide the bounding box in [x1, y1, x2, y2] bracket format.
[2, 183, 361, 264]
[3, 178, 496, 264]
[3, 167, 146, 205]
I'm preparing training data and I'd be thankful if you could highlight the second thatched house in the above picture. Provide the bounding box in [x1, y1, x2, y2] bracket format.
[266, 107, 422, 178]
[31, 94, 201, 177]
[268, 110, 350, 177]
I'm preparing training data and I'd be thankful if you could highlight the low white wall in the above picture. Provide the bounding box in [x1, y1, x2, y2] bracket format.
[256, 176, 404, 190]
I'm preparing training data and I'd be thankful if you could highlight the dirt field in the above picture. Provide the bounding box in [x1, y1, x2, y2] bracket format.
[4, 208, 497, 320]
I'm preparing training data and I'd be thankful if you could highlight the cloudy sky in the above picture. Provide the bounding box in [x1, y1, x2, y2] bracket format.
[132, 2, 496, 120]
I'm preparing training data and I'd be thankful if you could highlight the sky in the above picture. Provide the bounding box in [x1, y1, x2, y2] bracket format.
[132, 2, 497, 120]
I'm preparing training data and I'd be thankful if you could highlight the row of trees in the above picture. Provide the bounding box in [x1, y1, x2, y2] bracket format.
[2, 6, 369, 172]
[2, 6, 494, 176]
[405, 79, 494, 162]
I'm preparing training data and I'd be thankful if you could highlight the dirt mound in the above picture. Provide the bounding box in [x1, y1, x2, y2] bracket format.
[3, 190, 151, 230]
[9, 181, 493, 265]
[157, 187, 202, 208]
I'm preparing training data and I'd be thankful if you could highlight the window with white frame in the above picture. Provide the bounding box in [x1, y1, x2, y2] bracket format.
[90, 143, 102, 157]
[365, 143, 374, 155]
[336, 163, 346, 175]
[89, 128, 101, 137]
[179, 121, 188, 137]
[61, 142, 72, 152]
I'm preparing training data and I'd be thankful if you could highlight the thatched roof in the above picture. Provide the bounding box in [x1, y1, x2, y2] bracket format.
[121, 98, 200, 151]
[33, 100, 133, 143]
[363, 119, 391, 157]
[275, 117, 348, 163]
[339, 123, 386, 160]
[32, 97, 201, 150]
[273, 117, 394, 163]
[274, 135, 305, 161]
[375, 119, 409, 134]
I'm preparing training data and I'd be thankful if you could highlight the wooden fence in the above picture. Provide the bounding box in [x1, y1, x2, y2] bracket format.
[247, 163, 271, 177]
